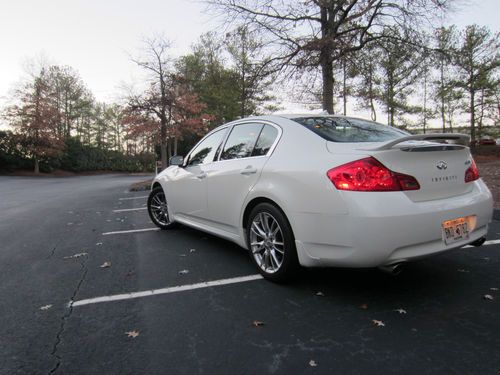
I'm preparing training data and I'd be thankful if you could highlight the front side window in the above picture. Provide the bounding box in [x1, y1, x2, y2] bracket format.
[292, 116, 408, 143]
[186, 128, 227, 166]
[220, 123, 263, 160]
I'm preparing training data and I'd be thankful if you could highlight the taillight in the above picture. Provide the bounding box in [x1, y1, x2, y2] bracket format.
[327, 157, 420, 192]
[464, 159, 480, 183]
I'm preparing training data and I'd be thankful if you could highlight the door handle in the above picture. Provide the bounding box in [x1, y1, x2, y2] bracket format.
[196, 172, 207, 179]
[240, 167, 257, 175]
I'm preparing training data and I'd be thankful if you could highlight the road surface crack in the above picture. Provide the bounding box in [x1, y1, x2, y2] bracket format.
[49, 255, 88, 374]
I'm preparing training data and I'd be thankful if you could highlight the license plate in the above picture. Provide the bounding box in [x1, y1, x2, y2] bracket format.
[442, 217, 471, 245]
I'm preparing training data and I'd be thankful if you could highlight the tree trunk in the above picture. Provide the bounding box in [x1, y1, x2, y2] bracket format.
[478, 88, 485, 139]
[160, 116, 167, 171]
[440, 61, 446, 132]
[320, 6, 334, 114]
[321, 58, 334, 114]
[423, 73, 427, 134]
[34, 157, 39, 174]
[343, 57, 347, 116]
[470, 88, 476, 146]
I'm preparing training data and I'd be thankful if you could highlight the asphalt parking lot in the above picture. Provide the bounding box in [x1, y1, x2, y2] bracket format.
[0, 174, 499, 375]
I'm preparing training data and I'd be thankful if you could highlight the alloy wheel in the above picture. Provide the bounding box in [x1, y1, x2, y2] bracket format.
[249, 212, 285, 273]
[149, 190, 170, 226]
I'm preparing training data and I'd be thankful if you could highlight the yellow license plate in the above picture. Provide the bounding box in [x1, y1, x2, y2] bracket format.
[442, 216, 475, 245]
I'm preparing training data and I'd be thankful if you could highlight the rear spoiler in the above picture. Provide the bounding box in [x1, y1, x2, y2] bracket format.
[362, 133, 470, 151]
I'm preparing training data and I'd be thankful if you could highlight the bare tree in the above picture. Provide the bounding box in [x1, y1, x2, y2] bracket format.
[208, 0, 452, 114]
[129, 36, 175, 169]
[452, 25, 500, 144]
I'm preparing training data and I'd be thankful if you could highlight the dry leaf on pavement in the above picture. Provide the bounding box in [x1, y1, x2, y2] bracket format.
[372, 319, 385, 327]
[490, 287, 499, 291]
[40, 304, 52, 311]
[483, 294, 494, 300]
[394, 308, 407, 314]
[360, 303, 368, 310]
[316, 291, 325, 296]
[252, 320, 265, 327]
[100, 261, 112, 268]
[309, 360, 318, 367]
[178, 269, 189, 275]
[125, 330, 139, 338]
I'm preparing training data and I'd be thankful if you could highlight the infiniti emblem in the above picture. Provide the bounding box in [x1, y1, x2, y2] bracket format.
[436, 161, 448, 170]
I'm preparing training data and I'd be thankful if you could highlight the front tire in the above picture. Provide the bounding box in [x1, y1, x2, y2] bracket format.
[246, 203, 299, 282]
[147, 186, 175, 230]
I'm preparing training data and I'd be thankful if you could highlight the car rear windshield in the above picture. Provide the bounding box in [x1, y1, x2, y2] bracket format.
[292, 116, 408, 142]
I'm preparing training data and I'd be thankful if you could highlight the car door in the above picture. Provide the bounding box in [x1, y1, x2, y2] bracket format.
[204, 123, 280, 234]
[168, 128, 228, 220]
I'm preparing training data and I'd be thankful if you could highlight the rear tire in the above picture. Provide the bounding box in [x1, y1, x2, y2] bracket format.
[147, 186, 175, 230]
[246, 203, 299, 282]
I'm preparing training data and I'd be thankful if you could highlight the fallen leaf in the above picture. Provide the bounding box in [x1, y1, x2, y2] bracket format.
[316, 291, 325, 296]
[125, 330, 139, 338]
[100, 261, 112, 268]
[252, 320, 265, 327]
[372, 319, 385, 327]
[483, 294, 494, 300]
[309, 360, 318, 367]
[178, 269, 189, 275]
[96, 242, 103, 246]
[394, 308, 407, 314]
[490, 287, 499, 291]
[63, 252, 88, 259]
[189, 248, 196, 253]
[457, 269, 470, 273]
[40, 304, 52, 311]
[360, 303, 368, 310]
[179, 254, 187, 257]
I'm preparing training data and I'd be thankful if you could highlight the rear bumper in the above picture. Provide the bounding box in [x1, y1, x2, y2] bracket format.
[292, 179, 494, 268]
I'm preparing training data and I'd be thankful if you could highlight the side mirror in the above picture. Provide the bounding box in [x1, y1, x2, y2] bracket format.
[170, 155, 184, 167]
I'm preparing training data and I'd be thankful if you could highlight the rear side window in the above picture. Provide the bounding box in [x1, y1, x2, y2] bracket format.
[220, 123, 263, 160]
[252, 125, 279, 156]
[292, 117, 408, 142]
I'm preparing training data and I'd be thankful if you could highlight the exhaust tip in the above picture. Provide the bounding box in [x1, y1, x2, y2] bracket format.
[378, 263, 403, 276]
[470, 237, 486, 247]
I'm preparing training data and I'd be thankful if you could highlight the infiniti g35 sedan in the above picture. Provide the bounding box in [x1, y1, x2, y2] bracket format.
[147, 115, 494, 281]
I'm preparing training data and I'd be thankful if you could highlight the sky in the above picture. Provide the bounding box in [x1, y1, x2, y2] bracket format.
[0, 0, 499, 114]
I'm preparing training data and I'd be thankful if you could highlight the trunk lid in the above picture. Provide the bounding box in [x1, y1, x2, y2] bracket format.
[326, 135, 474, 202]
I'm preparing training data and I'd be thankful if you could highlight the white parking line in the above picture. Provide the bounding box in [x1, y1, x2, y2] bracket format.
[119, 196, 148, 201]
[71, 274, 263, 307]
[113, 207, 148, 213]
[464, 239, 500, 248]
[102, 228, 160, 235]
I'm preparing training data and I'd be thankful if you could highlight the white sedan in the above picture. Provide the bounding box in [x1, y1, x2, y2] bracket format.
[148, 115, 494, 281]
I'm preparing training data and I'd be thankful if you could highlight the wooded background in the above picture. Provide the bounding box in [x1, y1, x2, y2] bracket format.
[1, 0, 499, 173]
